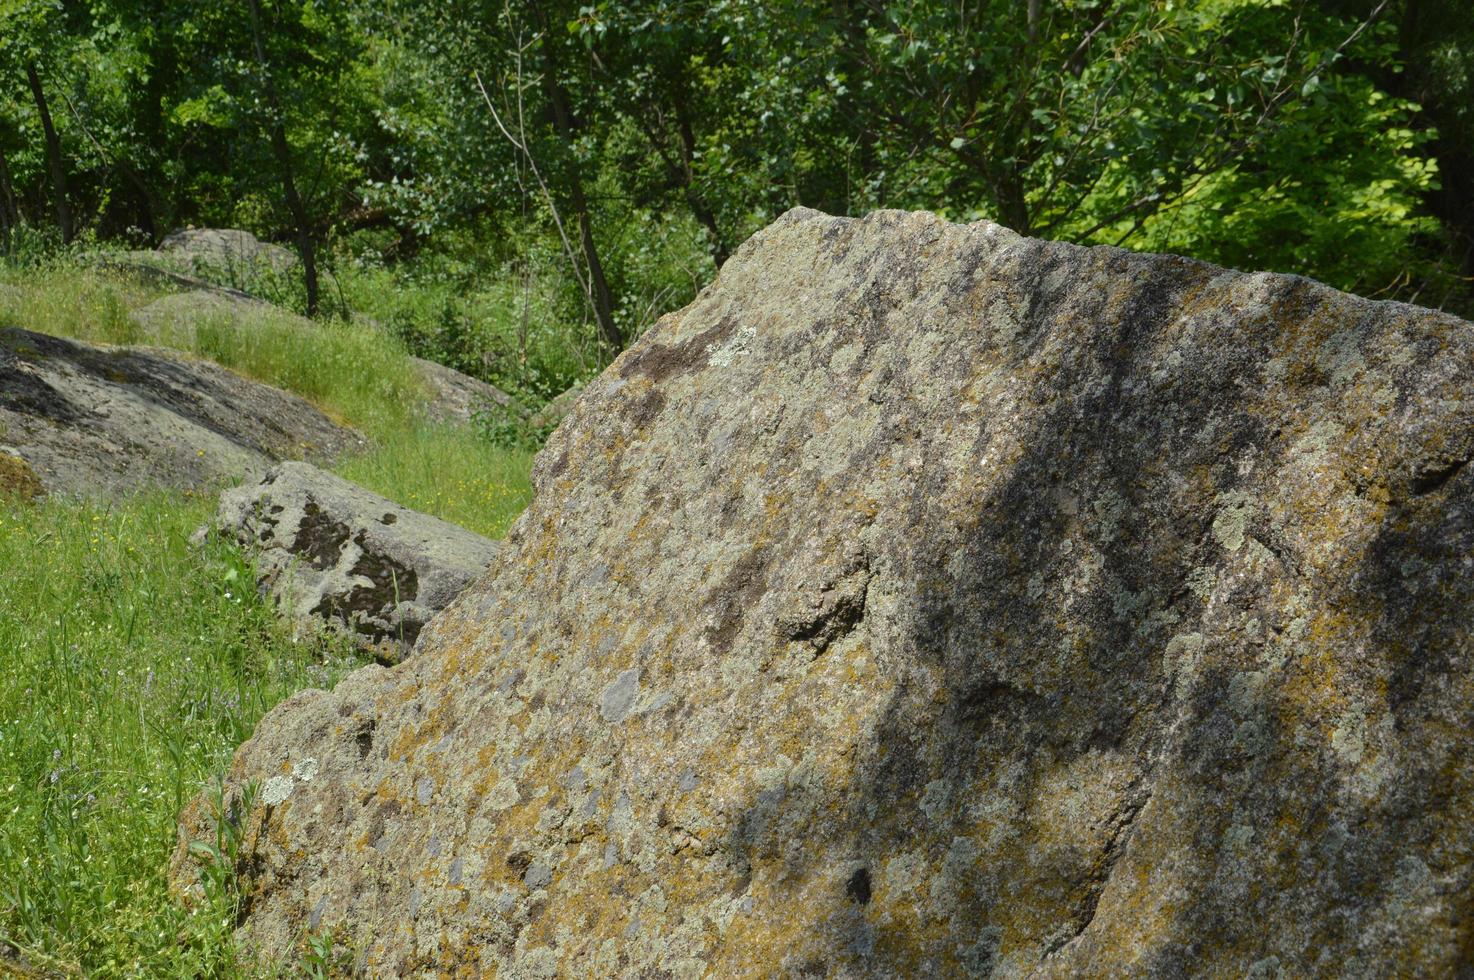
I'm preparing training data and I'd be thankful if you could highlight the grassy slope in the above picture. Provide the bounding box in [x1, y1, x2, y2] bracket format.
[0, 265, 536, 975]
[0, 264, 535, 538]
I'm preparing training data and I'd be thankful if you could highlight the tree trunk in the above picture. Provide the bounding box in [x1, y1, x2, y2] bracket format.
[246, 0, 320, 317]
[25, 62, 73, 244]
[533, 2, 622, 353]
[675, 102, 730, 267]
[0, 144, 13, 253]
[996, 173, 1032, 235]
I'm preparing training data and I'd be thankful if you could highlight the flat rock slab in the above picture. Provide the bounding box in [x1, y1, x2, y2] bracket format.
[174, 209, 1474, 976]
[0, 327, 363, 497]
[213, 462, 501, 660]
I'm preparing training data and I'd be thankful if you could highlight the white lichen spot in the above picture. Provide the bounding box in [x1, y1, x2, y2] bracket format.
[261, 774, 294, 806]
[883, 850, 925, 896]
[1186, 566, 1216, 601]
[1331, 709, 1367, 766]
[1223, 823, 1255, 855]
[988, 299, 1021, 345]
[830, 341, 861, 374]
[919, 778, 950, 821]
[707, 326, 757, 367]
[1212, 492, 1256, 552]
[488, 776, 521, 811]
[1291, 420, 1343, 463]
[1092, 488, 1128, 542]
[1316, 330, 1367, 387]
[1164, 633, 1207, 678]
[293, 757, 319, 783]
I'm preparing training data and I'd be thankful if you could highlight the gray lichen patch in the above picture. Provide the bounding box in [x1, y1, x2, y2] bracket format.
[599, 669, 641, 723]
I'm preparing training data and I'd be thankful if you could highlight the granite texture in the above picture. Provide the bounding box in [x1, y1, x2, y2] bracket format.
[173, 209, 1474, 976]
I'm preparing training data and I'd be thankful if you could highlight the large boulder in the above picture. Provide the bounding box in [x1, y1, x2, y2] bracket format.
[0, 327, 363, 496]
[158, 227, 297, 280]
[211, 462, 501, 660]
[172, 210, 1474, 976]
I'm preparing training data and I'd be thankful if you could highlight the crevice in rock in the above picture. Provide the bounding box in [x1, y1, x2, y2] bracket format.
[354, 719, 377, 760]
[954, 674, 1044, 725]
[1058, 772, 1154, 953]
[1411, 456, 1471, 496]
[777, 560, 872, 654]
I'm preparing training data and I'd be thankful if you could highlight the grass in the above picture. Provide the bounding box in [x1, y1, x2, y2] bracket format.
[0, 493, 365, 976]
[0, 263, 535, 539]
[0, 261, 538, 973]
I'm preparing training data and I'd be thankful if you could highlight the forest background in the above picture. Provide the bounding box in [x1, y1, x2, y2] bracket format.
[1, 0, 1472, 417]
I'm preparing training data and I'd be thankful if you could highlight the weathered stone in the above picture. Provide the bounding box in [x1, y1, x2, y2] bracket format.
[172, 209, 1474, 976]
[158, 227, 296, 279]
[126, 288, 268, 336]
[411, 355, 517, 426]
[0, 327, 362, 497]
[212, 462, 501, 660]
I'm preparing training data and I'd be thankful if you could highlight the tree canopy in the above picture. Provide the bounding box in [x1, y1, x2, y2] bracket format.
[1, 0, 1469, 345]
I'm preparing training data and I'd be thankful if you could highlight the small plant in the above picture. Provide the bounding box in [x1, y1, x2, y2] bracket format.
[298, 926, 354, 979]
[188, 778, 260, 929]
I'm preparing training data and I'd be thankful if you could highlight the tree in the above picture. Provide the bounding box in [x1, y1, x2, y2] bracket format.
[246, 0, 321, 315]
[23, 61, 72, 242]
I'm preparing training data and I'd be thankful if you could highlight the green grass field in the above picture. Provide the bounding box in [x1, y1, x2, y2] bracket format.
[0, 264, 536, 975]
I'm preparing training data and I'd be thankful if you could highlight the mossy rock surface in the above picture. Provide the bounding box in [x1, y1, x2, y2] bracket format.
[0, 453, 43, 501]
[173, 209, 1474, 976]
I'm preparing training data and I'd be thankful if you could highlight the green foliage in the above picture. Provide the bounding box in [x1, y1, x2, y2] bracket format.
[336, 424, 533, 539]
[8, 0, 1471, 339]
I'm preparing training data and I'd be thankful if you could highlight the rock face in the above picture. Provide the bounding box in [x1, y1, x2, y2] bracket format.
[171, 209, 1474, 976]
[126, 288, 268, 335]
[212, 462, 501, 660]
[411, 355, 518, 426]
[158, 227, 297, 280]
[0, 327, 363, 496]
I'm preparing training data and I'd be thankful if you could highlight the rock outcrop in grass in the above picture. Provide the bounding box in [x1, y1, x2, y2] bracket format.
[209, 461, 501, 661]
[129, 290, 517, 427]
[0, 326, 363, 496]
[173, 209, 1474, 975]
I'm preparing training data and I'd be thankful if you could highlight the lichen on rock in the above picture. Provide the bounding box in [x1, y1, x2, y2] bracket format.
[172, 209, 1474, 976]
[0, 451, 43, 501]
[208, 461, 502, 660]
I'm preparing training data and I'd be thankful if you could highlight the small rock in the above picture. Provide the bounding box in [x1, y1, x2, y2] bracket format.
[209, 461, 500, 660]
